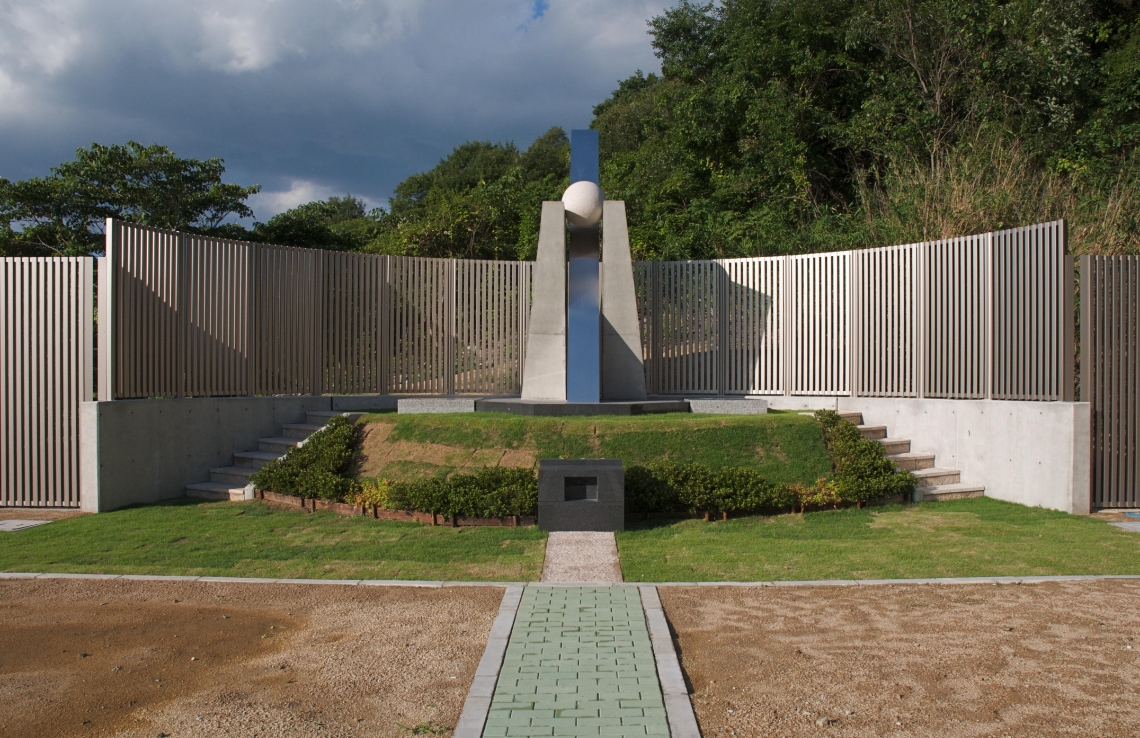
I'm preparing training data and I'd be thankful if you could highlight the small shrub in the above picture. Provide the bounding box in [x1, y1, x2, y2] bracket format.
[352, 478, 391, 508]
[251, 416, 360, 500]
[386, 467, 538, 517]
[814, 410, 915, 505]
[787, 477, 842, 513]
[625, 461, 790, 515]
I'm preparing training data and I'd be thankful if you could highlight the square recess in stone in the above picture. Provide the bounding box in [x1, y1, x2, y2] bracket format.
[0, 520, 52, 532]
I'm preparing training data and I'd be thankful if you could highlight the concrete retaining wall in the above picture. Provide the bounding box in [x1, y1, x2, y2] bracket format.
[79, 395, 396, 512]
[672, 395, 1090, 513]
[762, 395, 1090, 514]
[843, 398, 1091, 515]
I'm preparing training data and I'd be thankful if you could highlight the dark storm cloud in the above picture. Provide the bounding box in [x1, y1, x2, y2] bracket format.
[0, 0, 666, 218]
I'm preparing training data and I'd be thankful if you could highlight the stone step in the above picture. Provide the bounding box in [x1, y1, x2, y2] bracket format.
[914, 483, 985, 502]
[878, 437, 911, 454]
[858, 424, 888, 440]
[282, 423, 324, 439]
[305, 411, 364, 426]
[839, 411, 863, 424]
[889, 452, 936, 471]
[258, 436, 303, 454]
[185, 482, 246, 502]
[233, 450, 285, 469]
[912, 467, 961, 486]
[210, 465, 255, 486]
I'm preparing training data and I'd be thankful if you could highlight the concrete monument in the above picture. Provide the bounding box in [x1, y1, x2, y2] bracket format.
[515, 129, 650, 407]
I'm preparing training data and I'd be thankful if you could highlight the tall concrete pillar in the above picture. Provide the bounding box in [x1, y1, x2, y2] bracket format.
[521, 202, 568, 401]
[600, 201, 647, 401]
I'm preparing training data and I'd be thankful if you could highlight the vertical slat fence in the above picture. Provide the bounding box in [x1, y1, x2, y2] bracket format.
[1, 257, 93, 507]
[1082, 255, 1139, 508]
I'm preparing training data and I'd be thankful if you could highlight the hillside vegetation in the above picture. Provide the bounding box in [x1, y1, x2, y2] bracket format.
[351, 412, 831, 486]
[6, 1, 1137, 259]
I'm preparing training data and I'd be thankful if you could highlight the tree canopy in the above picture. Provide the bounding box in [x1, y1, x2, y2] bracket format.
[1, 142, 260, 256]
[4, 1, 1137, 259]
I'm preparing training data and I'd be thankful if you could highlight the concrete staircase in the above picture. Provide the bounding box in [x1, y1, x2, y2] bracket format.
[839, 411, 985, 502]
[184, 411, 360, 502]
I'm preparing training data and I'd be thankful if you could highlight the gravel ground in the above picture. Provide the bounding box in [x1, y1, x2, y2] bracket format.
[540, 532, 623, 583]
[0, 579, 501, 738]
[661, 580, 1140, 737]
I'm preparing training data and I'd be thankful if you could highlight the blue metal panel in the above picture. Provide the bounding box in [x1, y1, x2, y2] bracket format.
[570, 130, 599, 185]
[566, 225, 600, 402]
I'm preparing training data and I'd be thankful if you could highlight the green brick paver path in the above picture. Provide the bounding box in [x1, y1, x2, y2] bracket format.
[484, 586, 669, 737]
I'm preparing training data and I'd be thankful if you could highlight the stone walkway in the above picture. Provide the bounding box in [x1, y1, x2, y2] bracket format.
[483, 586, 669, 737]
[541, 532, 623, 583]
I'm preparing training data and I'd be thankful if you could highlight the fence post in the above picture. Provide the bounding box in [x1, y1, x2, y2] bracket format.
[244, 242, 257, 397]
[717, 261, 728, 396]
[985, 231, 994, 400]
[781, 255, 791, 397]
[446, 259, 456, 396]
[97, 218, 116, 401]
[916, 242, 926, 399]
[1061, 222, 1076, 402]
[313, 250, 325, 396]
[848, 251, 857, 399]
[80, 257, 95, 404]
[175, 231, 187, 399]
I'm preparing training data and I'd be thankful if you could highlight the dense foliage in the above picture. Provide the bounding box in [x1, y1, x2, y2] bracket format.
[384, 468, 539, 517]
[814, 410, 915, 504]
[625, 460, 792, 514]
[370, 0, 1139, 258]
[7, 1, 1136, 259]
[1, 142, 259, 256]
[250, 417, 360, 501]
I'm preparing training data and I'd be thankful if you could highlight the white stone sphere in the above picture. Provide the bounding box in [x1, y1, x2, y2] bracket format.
[561, 181, 604, 227]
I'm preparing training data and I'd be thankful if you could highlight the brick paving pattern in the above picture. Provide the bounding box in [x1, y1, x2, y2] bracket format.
[483, 586, 669, 737]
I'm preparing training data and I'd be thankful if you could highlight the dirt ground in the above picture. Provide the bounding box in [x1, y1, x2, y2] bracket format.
[0, 507, 88, 521]
[0, 579, 501, 738]
[661, 580, 1140, 737]
[355, 421, 535, 480]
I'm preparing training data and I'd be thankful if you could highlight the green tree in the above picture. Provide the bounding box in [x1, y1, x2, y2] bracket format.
[371, 127, 569, 259]
[0, 142, 260, 256]
[591, 0, 1140, 258]
[250, 195, 381, 251]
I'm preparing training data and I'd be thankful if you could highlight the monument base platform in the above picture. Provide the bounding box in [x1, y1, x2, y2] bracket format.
[475, 398, 689, 417]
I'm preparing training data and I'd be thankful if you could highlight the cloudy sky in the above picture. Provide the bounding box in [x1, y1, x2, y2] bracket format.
[0, 0, 668, 220]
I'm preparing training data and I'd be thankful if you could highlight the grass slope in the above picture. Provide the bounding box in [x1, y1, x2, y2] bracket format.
[356, 411, 830, 484]
[0, 500, 546, 581]
[616, 497, 1140, 582]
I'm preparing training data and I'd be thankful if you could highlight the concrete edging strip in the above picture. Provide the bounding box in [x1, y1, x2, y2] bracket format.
[3, 573, 1140, 586]
[453, 584, 523, 738]
[640, 585, 701, 738]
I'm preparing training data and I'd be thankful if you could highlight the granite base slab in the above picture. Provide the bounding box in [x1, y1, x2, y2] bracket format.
[687, 397, 769, 414]
[475, 398, 689, 416]
[397, 397, 476, 414]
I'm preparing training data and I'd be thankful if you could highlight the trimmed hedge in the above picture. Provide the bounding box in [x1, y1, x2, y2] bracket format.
[250, 411, 912, 518]
[385, 468, 538, 518]
[250, 416, 360, 501]
[625, 460, 792, 514]
[814, 410, 915, 505]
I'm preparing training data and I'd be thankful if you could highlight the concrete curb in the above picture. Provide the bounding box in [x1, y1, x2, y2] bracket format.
[641, 585, 701, 738]
[453, 584, 523, 738]
[3, 573, 1140, 586]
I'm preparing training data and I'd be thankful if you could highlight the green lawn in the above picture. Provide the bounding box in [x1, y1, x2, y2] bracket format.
[616, 497, 1140, 582]
[359, 410, 831, 484]
[0, 499, 546, 581]
[6, 497, 1135, 584]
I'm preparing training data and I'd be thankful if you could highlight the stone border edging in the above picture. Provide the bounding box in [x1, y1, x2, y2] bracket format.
[641, 586, 701, 738]
[454, 585, 524, 738]
[3, 573, 1140, 586]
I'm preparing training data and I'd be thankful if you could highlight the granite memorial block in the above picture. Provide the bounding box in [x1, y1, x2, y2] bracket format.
[537, 458, 624, 532]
